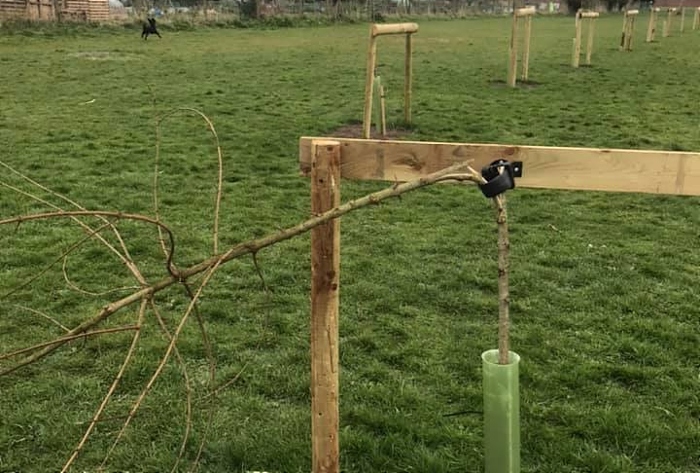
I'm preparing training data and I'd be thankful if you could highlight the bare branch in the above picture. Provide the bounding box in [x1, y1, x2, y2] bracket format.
[0, 163, 480, 376]
[61, 300, 147, 473]
[0, 165, 149, 287]
[12, 305, 70, 333]
[1, 220, 114, 301]
[153, 107, 224, 258]
[0, 210, 178, 278]
[0, 325, 139, 367]
[100, 258, 225, 469]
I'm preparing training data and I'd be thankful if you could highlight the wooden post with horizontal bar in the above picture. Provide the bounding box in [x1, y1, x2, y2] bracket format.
[647, 7, 660, 42]
[620, 9, 638, 51]
[362, 22, 419, 139]
[298, 134, 700, 472]
[508, 6, 536, 87]
[572, 10, 599, 68]
[310, 140, 341, 473]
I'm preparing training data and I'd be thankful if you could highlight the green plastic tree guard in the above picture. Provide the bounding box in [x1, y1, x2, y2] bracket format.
[482, 349, 521, 473]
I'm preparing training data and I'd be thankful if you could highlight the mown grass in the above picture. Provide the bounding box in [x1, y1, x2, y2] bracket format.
[1, 14, 699, 473]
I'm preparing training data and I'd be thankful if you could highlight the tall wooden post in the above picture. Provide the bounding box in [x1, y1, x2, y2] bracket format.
[521, 14, 532, 81]
[693, 7, 700, 30]
[362, 30, 379, 140]
[621, 10, 638, 51]
[572, 10, 583, 68]
[310, 140, 341, 473]
[663, 8, 674, 37]
[647, 8, 659, 42]
[508, 12, 519, 87]
[585, 13, 596, 65]
[404, 32, 413, 125]
[680, 7, 686, 33]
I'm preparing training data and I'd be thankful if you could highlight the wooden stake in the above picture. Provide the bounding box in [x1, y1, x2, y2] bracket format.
[379, 84, 387, 136]
[496, 195, 510, 365]
[693, 7, 699, 30]
[362, 30, 378, 139]
[664, 8, 674, 37]
[585, 13, 596, 65]
[621, 10, 638, 51]
[372, 75, 383, 135]
[572, 10, 582, 68]
[647, 8, 658, 42]
[521, 15, 532, 81]
[310, 140, 341, 473]
[404, 32, 413, 125]
[508, 13, 519, 87]
[680, 7, 686, 33]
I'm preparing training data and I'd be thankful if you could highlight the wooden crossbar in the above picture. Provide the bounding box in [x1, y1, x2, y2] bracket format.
[299, 137, 700, 196]
[515, 6, 536, 16]
[372, 22, 418, 36]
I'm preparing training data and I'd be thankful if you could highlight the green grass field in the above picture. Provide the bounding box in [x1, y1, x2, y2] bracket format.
[1, 13, 700, 473]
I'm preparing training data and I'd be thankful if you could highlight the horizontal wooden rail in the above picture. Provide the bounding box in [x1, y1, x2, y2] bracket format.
[515, 6, 536, 16]
[371, 23, 419, 37]
[626, 9, 639, 15]
[580, 11, 599, 18]
[299, 136, 700, 196]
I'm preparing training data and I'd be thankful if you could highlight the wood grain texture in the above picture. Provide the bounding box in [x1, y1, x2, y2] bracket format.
[299, 137, 700, 196]
[310, 140, 341, 473]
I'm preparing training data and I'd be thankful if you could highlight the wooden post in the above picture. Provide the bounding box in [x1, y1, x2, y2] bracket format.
[621, 10, 638, 51]
[363, 23, 418, 138]
[693, 7, 700, 30]
[521, 14, 532, 81]
[647, 8, 658, 42]
[663, 8, 674, 37]
[572, 10, 582, 68]
[372, 75, 382, 136]
[572, 11, 597, 68]
[508, 12, 519, 87]
[310, 140, 341, 473]
[362, 30, 378, 139]
[404, 32, 413, 125]
[585, 12, 597, 65]
[379, 84, 387, 136]
[680, 7, 686, 34]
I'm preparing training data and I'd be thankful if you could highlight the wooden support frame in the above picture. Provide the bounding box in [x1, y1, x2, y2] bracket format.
[693, 7, 700, 30]
[299, 134, 700, 472]
[647, 7, 660, 42]
[663, 7, 676, 37]
[620, 9, 638, 51]
[572, 10, 599, 68]
[508, 6, 535, 87]
[362, 22, 418, 140]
